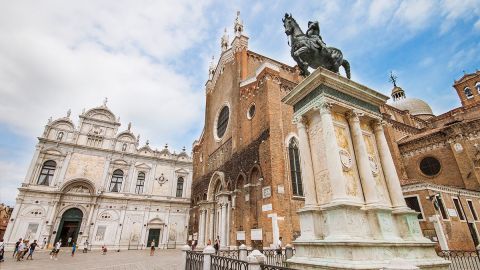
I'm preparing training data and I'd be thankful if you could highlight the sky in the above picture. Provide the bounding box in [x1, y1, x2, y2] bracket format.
[0, 0, 479, 206]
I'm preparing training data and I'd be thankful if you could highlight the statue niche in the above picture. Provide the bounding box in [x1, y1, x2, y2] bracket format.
[282, 13, 351, 78]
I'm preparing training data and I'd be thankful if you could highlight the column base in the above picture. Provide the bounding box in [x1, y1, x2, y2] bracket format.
[288, 240, 449, 270]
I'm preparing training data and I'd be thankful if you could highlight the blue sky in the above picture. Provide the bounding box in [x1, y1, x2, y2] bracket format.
[0, 0, 479, 205]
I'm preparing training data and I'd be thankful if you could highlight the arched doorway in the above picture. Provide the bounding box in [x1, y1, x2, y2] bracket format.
[55, 208, 83, 246]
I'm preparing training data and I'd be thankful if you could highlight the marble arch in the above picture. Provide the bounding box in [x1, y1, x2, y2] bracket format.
[60, 178, 96, 195]
[206, 171, 227, 201]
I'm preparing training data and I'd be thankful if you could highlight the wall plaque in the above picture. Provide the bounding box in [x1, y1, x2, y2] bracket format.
[262, 204, 272, 212]
[339, 149, 352, 171]
[251, 228, 263, 240]
[262, 186, 272, 199]
[236, 231, 245, 240]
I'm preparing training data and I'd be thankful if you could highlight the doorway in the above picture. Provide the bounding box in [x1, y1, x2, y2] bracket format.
[147, 229, 161, 247]
[55, 208, 83, 246]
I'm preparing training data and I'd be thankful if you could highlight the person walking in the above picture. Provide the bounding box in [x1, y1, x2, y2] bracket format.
[83, 240, 89, 253]
[26, 240, 38, 260]
[16, 240, 26, 261]
[0, 238, 5, 262]
[51, 240, 61, 260]
[101, 245, 107, 255]
[71, 242, 76, 257]
[12, 238, 22, 258]
[149, 240, 155, 256]
[214, 236, 220, 254]
[41, 238, 47, 249]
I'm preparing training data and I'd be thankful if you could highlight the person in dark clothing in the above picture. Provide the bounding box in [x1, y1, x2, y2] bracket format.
[26, 240, 38, 260]
[12, 238, 22, 258]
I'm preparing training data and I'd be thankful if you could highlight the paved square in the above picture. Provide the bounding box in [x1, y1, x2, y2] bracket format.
[1, 248, 183, 270]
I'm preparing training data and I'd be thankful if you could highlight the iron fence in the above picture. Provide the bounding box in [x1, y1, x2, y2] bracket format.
[211, 254, 248, 270]
[437, 250, 480, 270]
[260, 264, 298, 270]
[247, 249, 288, 267]
[186, 250, 204, 270]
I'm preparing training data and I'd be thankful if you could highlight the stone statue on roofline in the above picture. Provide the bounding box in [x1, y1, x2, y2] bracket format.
[282, 13, 350, 78]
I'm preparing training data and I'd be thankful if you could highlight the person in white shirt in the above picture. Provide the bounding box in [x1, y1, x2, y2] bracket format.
[276, 237, 283, 255]
[51, 241, 61, 260]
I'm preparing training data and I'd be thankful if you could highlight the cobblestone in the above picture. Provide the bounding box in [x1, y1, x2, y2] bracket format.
[1, 248, 183, 270]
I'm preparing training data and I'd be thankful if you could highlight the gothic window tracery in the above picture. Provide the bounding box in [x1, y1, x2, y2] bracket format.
[135, 172, 145, 194]
[109, 169, 124, 192]
[37, 160, 56, 186]
[476, 82, 480, 94]
[288, 138, 303, 196]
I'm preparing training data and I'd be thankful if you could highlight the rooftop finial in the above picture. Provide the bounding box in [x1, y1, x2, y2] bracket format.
[389, 71, 398, 87]
[103, 97, 108, 107]
[146, 140, 150, 146]
[234, 11, 244, 36]
[67, 109, 71, 118]
[208, 55, 215, 80]
[127, 122, 131, 131]
[221, 28, 229, 52]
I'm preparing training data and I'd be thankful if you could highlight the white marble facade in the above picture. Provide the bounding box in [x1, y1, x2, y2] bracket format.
[4, 102, 192, 250]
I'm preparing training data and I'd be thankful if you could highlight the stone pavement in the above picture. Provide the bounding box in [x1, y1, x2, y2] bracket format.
[1, 248, 183, 270]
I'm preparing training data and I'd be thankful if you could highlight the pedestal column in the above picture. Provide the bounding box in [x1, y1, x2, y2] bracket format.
[318, 102, 348, 202]
[198, 209, 206, 246]
[220, 203, 227, 248]
[346, 110, 379, 205]
[372, 120, 408, 209]
[295, 116, 317, 206]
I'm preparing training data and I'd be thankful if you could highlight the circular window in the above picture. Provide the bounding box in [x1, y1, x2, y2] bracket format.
[419, 157, 441, 176]
[216, 106, 229, 139]
[247, 103, 256, 119]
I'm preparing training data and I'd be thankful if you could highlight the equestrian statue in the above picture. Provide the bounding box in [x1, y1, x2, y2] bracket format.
[282, 13, 351, 79]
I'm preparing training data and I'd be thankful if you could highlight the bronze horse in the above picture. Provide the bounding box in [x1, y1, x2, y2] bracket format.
[282, 13, 351, 79]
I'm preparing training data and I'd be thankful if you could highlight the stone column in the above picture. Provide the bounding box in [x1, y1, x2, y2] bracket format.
[220, 203, 227, 248]
[372, 120, 408, 209]
[346, 110, 379, 205]
[84, 199, 97, 238]
[208, 207, 214, 243]
[318, 102, 348, 202]
[295, 116, 317, 206]
[198, 209, 206, 246]
[26, 146, 41, 184]
[226, 202, 231, 247]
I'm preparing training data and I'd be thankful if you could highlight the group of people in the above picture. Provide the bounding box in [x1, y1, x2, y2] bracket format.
[13, 239, 39, 261]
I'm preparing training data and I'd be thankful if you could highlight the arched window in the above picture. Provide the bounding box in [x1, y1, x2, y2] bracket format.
[288, 138, 303, 196]
[109, 169, 123, 192]
[476, 82, 480, 94]
[37, 160, 56, 186]
[135, 172, 145, 194]
[57, 132, 64, 141]
[464, 87, 473, 99]
[176, 177, 184, 197]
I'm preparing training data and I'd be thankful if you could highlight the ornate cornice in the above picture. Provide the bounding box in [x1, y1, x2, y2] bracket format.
[402, 182, 480, 198]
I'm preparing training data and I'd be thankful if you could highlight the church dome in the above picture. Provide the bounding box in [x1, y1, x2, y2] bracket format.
[387, 78, 434, 119]
[389, 97, 434, 118]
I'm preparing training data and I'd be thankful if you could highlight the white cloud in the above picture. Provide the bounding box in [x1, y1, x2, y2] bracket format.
[0, 0, 212, 151]
[0, 160, 28, 206]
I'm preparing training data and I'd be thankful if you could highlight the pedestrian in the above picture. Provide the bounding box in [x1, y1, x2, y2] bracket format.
[0, 238, 5, 262]
[101, 245, 107, 255]
[26, 240, 38, 260]
[41, 237, 47, 249]
[214, 236, 220, 254]
[71, 242, 76, 257]
[276, 237, 283, 255]
[150, 240, 155, 256]
[51, 240, 61, 260]
[207, 239, 211, 246]
[12, 238, 22, 258]
[83, 240, 89, 253]
[191, 239, 197, 251]
[16, 240, 26, 261]
[67, 236, 72, 247]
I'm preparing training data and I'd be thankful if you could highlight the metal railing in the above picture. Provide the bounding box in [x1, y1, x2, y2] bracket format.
[437, 250, 480, 270]
[211, 254, 248, 270]
[186, 250, 204, 270]
[260, 264, 297, 270]
[247, 249, 289, 267]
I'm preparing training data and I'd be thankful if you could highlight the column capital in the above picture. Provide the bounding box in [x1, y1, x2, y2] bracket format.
[371, 119, 386, 132]
[345, 110, 363, 122]
[293, 115, 307, 127]
[315, 101, 333, 115]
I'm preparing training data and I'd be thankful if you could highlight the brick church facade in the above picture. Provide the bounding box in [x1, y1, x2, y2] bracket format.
[189, 13, 480, 251]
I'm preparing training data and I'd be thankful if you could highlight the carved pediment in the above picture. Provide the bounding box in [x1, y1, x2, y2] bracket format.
[135, 162, 152, 169]
[175, 168, 189, 175]
[112, 159, 129, 166]
[66, 185, 91, 194]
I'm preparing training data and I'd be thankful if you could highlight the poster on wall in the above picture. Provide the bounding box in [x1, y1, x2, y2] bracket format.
[25, 223, 39, 241]
[251, 229, 262, 240]
[236, 231, 245, 240]
[447, 208, 457, 217]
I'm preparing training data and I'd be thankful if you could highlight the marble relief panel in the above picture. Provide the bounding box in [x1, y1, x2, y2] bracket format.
[363, 132, 392, 205]
[334, 123, 363, 201]
[65, 153, 106, 186]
